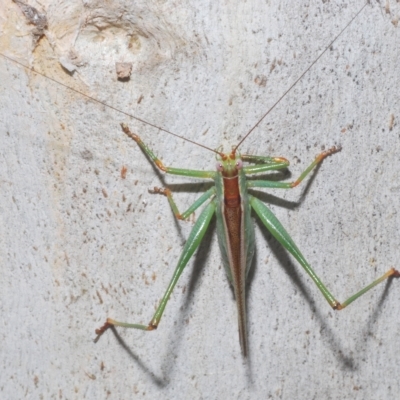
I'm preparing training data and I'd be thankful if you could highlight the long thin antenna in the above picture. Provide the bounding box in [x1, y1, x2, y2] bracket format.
[234, 2, 369, 152]
[0, 53, 221, 156]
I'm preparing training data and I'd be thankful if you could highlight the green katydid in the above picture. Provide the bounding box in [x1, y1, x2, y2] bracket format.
[92, 3, 399, 356]
[2, 2, 398, 358]
[94, 124, 396, 357]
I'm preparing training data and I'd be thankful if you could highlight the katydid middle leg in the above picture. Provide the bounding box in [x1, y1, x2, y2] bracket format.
[250, 195, 399, 310]
[150, 186, 216, 220]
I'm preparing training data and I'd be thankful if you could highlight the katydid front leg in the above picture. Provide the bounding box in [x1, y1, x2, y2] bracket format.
[247, 146, 340, 189]
[121, 123, 216, 179]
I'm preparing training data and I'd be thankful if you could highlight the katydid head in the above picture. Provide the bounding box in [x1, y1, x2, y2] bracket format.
[216, 150, 243, 178]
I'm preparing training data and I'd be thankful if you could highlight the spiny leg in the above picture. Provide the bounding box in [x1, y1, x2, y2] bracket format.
[250, 195, 399, 310]
[122, 123, 216, 220]
[149, 186, 216, 220]
[242, 155, 290, 175]
[121, 123, 216, 179]
[95, 200, 216, 340]
[247, 146, 340, 189]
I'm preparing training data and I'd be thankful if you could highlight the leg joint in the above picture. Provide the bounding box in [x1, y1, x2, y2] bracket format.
[333, 301, 345, 311]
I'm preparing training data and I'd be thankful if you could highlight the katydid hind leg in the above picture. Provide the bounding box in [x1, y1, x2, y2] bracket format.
[95, 200, 217, 340]
[249, 196, 399, 310]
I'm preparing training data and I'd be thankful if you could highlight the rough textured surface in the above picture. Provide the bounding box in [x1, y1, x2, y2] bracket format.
[1, 1, 399, 398]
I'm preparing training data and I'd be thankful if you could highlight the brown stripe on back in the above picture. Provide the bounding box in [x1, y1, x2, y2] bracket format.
[223, 174, 247, 355]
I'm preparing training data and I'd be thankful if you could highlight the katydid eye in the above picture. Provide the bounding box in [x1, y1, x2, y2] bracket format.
[236, 160, 243, 169]
[216, 163, 223, 171]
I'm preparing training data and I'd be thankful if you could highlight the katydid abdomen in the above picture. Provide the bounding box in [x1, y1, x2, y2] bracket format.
[215, 155, 255, 356]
